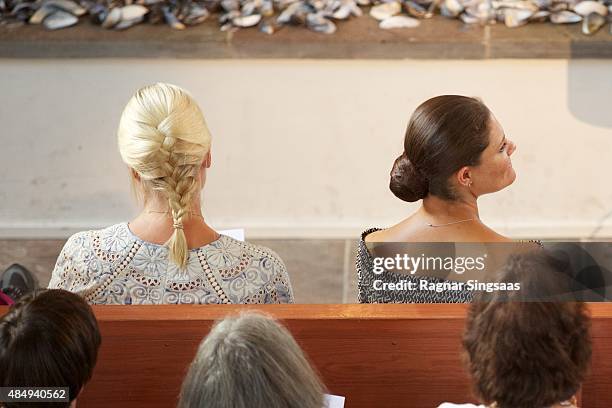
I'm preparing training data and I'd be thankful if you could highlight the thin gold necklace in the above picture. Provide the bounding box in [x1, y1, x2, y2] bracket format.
[147, 210, 204, 219]
[145, 210, 221, 241]
[426, 218, 476, 228]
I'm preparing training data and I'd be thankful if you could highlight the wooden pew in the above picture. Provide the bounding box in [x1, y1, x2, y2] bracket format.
[1, 304, 612, 408]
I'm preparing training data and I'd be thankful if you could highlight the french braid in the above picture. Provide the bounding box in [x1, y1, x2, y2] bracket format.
[118, 83, 212, 268]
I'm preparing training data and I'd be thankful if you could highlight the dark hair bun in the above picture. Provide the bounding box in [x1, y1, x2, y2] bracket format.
[389, 153, 428, 202]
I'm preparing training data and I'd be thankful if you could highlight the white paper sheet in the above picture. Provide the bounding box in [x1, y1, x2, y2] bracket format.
[324, 394, 345, 408]
[218, 228, 245, 241]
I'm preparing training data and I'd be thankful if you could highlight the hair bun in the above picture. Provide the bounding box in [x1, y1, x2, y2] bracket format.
[389, 153, 429, 202]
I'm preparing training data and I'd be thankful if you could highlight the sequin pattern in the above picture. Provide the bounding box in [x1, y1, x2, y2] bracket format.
[356, 228, 473, 304]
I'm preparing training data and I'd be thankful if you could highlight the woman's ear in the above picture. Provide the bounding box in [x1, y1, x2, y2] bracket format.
[131, 168, 141, 181]
[199, 151, 212, 189]
[456, 166, 472, 187]
[203, 150, 212, 169]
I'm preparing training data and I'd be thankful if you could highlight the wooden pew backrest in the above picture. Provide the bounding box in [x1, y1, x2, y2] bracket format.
[1, 304, 611, 408]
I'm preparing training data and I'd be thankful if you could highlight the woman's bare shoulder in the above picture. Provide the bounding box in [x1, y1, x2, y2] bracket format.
[364, 228, 388, 243]
[364, 221, 513, 243]
[363, 221, 419, 243]
[470, 224, 513, 242]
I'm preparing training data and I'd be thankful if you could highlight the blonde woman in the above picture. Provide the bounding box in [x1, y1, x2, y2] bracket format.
[49, 83, 293, 305]
[178, 312, 327, 408]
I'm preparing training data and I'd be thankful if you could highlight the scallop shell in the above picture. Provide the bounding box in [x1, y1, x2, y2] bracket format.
[219, 10, 240, 24]
[276, 1, 306, 24]
[573, 0, 607, 16]
[30, 0, 86, 24]
[162, 5, 186, 29]
[241, 0, 258, 15]
[369, 1, 401, 20]
[550, 10, 582, 23]
[460, 12, 479, 23]
[114, 15, 144, 29]
[183, 4, 209, 25]
[120, 4, 148, 20]
[221, 0, 239, 11]
[403, 0, 430, 18]
[29, 5, 56, 24]
[379, 14, 420, 28]
[493, 0, 538, 11]
[306, 12, 336, 33]
[332, 3, 351, 18]
[504, 8, 533, 27]
[349, 2, 363, 17]
[550, 2, 569, 12]
[529, 9, 550, 21]
[441, 0, 464, 17]
[582, 10, 605, 33]
[465, 1, 495, 23]
[101, 6, 121, 28]
[259, 18, 280, 33]
[332, 1, 361, 19]
[232, 13, 261, 26]
[42, 9, 78, 29]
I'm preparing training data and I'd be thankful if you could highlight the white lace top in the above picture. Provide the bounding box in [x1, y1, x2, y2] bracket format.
[48, 223, 294, 305]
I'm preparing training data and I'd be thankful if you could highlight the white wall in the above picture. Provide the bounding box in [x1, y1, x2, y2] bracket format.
[1, 59, 611, 239]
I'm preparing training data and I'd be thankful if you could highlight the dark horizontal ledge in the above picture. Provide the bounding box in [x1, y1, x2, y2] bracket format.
[1, 15, 611, 59]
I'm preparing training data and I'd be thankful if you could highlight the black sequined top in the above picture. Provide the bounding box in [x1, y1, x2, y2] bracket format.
[356, 228, 474, 304]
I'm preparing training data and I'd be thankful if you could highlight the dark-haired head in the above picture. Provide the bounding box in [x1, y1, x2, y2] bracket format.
[0, 289, 101, 408]
[463, 251, 592, 408]
[390, 95, 516, 202]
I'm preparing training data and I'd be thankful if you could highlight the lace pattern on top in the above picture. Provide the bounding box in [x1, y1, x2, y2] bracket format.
[49, 223, 294, 305]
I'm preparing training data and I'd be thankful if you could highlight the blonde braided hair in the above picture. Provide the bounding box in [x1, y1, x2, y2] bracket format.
[117, 83, 211, 267]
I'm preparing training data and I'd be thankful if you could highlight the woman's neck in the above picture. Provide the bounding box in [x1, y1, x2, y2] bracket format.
[421, 194, 480, 221]
[129, 197, 218, 248]
[141, 196, 205, 220]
